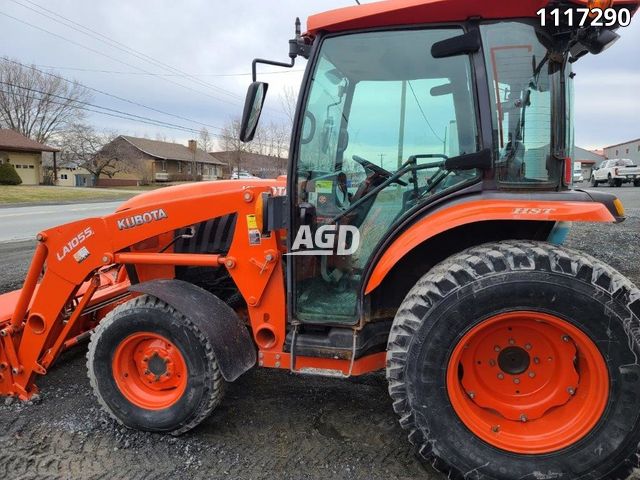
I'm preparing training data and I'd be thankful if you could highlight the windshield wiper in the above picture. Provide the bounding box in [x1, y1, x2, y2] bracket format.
[513, 53, 549, 144]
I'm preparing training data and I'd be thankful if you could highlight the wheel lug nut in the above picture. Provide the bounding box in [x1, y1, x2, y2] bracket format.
[508, 338, 515, 346]
[489, 359, 496, 367]
[494, 345, 501, 352]
[520, 414, 528, 423]
[497, 373, 504, 380]
[468, 392, 476, 399]
[513, 377, 521, 384]
[567, 387, 576, 396]
[562, 335, 570, 343]
[524, 343, 532, 350]
[491, 425, 500, 433]
[528, 371, 536, 378]
[533, 357, 540, 364]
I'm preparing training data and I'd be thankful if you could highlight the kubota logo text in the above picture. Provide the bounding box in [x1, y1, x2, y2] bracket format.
[286, 225, 360, 256]
[117, 209, 168, 230]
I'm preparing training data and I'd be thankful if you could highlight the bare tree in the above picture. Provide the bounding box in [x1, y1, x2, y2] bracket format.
[280, 85, 298, 127]
[266, 121, 290, 159]
[198, 127, 214, 153]
[0, 57, 91, 143]
[220, 118, 251, 176]
[54, 123, 127, 185]
[252, 125, 268, 156]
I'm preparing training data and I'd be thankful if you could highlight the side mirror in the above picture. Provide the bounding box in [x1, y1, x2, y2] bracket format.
[240, 82, 268, 142]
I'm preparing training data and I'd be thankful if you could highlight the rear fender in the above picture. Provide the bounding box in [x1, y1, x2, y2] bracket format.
[365, 199, 615, 294]
[130, 279, 256, 381]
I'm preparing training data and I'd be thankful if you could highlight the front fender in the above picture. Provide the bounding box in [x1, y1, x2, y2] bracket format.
[365, 199, 615, 294]
[130, 279, 256, 382]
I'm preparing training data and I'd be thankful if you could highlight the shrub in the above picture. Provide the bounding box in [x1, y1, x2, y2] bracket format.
[0, 163, 22, 185]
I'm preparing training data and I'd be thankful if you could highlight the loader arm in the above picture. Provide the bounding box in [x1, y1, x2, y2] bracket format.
[0, 182, 286, 399]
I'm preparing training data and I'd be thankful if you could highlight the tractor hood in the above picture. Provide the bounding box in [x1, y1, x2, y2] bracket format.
[116, 177, 286, 213]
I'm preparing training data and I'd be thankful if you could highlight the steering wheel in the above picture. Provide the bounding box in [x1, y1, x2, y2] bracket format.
[352, 155, 408, 186]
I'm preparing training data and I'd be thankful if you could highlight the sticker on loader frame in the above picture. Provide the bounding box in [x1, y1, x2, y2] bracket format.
[246, 214, 258, 230]
[246, 215, 261, 245]
[73, 246, 91, 263]
[248, 229, 262, 245]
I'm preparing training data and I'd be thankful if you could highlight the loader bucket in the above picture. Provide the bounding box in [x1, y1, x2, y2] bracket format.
[0, 289, 25, 396]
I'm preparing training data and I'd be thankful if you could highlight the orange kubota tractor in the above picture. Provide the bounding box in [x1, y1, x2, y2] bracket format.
[1, 1, 640, 478]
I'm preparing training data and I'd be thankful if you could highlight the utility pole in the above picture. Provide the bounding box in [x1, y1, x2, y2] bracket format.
[443, 126, 448, 155]
[397, 80, 407, 170]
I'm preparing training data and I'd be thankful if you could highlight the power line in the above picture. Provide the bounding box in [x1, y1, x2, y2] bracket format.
[0, 81, 206, 135]
[10, 0, 245, 102]
[0, 87, 200, 135]
[2, 59, 224, 132]
[0, 83, 283, 149]
[0, 9, 241, 107]
[407, 81, 445, 143]
[32, 64, 305, 78]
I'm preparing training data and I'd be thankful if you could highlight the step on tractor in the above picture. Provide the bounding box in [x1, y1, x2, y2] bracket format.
[1, 1, 640, 478]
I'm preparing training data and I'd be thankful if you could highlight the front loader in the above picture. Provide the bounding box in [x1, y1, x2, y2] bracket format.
[2, 1, 640, 478]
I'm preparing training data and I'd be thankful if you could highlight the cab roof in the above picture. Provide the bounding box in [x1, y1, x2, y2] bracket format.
[306, 0, 638, 36]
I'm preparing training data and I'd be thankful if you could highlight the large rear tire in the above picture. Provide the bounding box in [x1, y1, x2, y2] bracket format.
[87, 295, 224, 435]
[387, 241, 640, 479]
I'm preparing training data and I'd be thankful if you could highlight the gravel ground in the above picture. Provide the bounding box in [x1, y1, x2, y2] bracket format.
[0, 186, 639, 480]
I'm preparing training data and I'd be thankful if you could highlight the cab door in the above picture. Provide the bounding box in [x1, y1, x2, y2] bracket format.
[289, 28, 482, 325]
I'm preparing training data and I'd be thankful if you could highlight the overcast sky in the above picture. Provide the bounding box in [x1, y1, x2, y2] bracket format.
[1, 0, 638, 151]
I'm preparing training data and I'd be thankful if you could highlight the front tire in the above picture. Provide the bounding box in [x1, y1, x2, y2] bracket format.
[634, 179, 640, 187]
[387, 241, 640, 479]
[87, 295, 224, 435]
[590, 176, 598, 187]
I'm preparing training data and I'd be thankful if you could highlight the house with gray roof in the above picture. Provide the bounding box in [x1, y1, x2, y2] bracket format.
[97, 136, 225, 185]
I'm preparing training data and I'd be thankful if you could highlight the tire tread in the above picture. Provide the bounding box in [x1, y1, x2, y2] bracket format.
[386, 240, 640, 479]
[87, 294, 225, 436]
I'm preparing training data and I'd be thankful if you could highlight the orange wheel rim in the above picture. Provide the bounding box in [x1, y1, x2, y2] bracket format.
[112, 332, 188, 410]
[446, 311, 609, 454]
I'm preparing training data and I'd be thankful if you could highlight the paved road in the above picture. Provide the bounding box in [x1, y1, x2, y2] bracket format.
[579, 182, 640, 206]
[0, 201, 122, 243]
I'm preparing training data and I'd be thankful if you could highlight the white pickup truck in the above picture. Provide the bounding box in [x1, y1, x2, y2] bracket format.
[591, 158, 640, 187]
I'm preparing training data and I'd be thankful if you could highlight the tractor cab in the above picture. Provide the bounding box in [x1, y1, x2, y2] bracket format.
[241, 1, 622, 327]
[1, 2, 640, 478]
